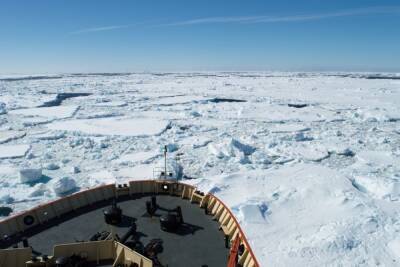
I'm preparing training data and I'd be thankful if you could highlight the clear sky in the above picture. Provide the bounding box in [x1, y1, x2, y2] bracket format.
[1, 0, 399, 73]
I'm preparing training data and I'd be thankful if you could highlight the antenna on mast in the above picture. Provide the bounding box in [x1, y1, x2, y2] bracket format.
[164, 145, 167, 180]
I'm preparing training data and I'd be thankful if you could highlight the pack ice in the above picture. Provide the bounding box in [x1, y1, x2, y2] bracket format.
[0, 72, 400, 266]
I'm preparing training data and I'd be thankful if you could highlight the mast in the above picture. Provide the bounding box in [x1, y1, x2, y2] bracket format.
[164, 145, 167, 179]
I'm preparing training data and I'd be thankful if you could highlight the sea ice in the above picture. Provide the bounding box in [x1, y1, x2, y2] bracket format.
[235, 202, 267, 224]
[53, 177, 77, 195]
[149, 95, 206, 106]
[1, 72, 400, 266]
[19, 168, 42, 183]
[230, 138, 256, 155]
[0, 194, 14, 204]
[45, 163, 60, 170]
[0, 102, 6, 114]
[70, 166, 80, 174]
[351, 175, 399, 200]
[292, 145, 330, 162]
[0, 165, 16, 176]
[29, 183, 49, 197]
[86, 170, 115, 187]
[33, 131, 65, 141]
[93, 101, 127, 107]
[48, 117, 170, 137]
[0, 144, 30, 159]
[0, 130, 26, 144]
[116, 164, 154, 180]
[21, 117, 53, 126]
[207, 138, 256, 159]
[270, 123, 311, 133]
[179, 136, 212, 148]
[356, 150, 398, 167]
[388, 238, 400, 260]
[9, 105, 79, 119]
[115, 151, 158, 164]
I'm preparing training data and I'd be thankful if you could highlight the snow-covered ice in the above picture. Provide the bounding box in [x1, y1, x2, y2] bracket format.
[48, 117, 170, 137]
[0, 144, 30, 159]
[114, 151, 159, 164]
[19, 168, 42, 183]
[0, 130, 26, 144]
[92, 101, 127, 107]
[9, 105, 79, 119]
[0, 102, 6, 115]
[116, 165, 154, 180]
[52, 176, 77, 195]
[1, 72, 400, 266]
[270, 123, 310, 134]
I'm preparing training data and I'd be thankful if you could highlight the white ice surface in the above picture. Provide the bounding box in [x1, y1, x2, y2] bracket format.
[1, 72, 400, 266]
[0, 130, 26, 144]
[115, 164, 154, 180]
[114, 151, 159, 164]
[0, 144, 30, 159]
[9, 105, 79, 119]
[270, 123, 311, 133]
[148, 95, 206, 106]
[187, 164, 398, 266]
[85, 170, 116, 187]
[52, 176, 77, 195]
[0, 165, 16, 176]
[92, 101, 127, 107]
[291, 145, 330, 161]
[48, 117, 170, 136]
[19, 168, 42, 183]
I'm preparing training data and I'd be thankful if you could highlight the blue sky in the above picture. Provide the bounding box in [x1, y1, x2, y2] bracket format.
[0, 0, 399, 73]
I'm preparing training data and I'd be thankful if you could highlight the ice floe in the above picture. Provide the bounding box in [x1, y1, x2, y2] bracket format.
[93, 101, 127, 107]
[0, 130, 26, 144]
[0, 144, 30, 159]
[149, 95, 206, 106]
[0, 102, 6, 115]
[114, 151, 159, 164]
[270, 123, 311, 133]
[53, 176, 77, 195]
[291, 145, 330, 162]
[48, 117, 170, 137]
[9, 105, 79, 119]
[116, 164, 154, 180]
[19, 168, 42, 183]
[1, 72, 400, 266]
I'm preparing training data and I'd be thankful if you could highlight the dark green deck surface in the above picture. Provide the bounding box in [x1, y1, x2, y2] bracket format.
[20, 195, 228, 267]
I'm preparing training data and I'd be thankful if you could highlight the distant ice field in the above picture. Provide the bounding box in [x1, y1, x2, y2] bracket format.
[0, 72, 400, 266]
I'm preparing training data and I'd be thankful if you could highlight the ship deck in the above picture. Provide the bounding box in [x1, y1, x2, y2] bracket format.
[7, 195, 228, 267]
